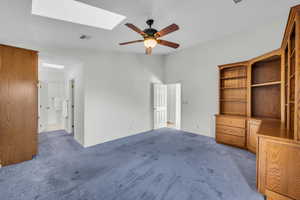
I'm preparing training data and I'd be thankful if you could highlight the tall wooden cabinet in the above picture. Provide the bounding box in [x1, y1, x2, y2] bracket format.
[216, 62, 248, 148]
[0, 45, 38, 166]
[215, 5, 300, 200]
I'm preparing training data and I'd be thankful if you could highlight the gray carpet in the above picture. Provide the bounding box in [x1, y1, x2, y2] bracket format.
[0, 128, 263, 200]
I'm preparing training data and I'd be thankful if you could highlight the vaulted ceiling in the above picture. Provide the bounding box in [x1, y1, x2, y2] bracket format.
[0, 0, 299, 54]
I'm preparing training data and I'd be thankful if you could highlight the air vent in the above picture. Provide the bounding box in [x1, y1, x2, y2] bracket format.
[233, 0, 242, 4]
[80, 35, 91, 40]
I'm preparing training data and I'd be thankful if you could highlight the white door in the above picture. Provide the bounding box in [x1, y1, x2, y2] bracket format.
[153, 84, 167, 129]
[38, 81, 48, 133]
[174, 83, 181, 130]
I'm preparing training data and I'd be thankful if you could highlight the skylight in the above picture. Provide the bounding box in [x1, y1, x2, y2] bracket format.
[32, 0, 126, 30]
[43, 63, 65, 69]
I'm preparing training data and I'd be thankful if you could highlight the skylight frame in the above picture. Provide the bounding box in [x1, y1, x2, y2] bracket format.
[32, 0, 126, 30]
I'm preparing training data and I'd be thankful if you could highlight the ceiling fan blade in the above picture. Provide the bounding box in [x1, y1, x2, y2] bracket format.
[146, 47, 152, 55]
[157, 40, 180, 49]
[155, 24, 179, 38]
[125, 23, 147, 37]
[119, 40, 144, 45]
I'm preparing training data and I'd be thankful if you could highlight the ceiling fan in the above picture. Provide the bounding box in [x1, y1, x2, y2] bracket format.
[119, 19, 180, 55]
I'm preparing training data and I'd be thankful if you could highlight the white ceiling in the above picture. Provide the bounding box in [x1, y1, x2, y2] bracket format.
[0, 0, 300, 55]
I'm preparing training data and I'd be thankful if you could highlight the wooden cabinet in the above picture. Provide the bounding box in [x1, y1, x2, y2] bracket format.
[215, 115, 246, 148]
[247, 119, 261, 153]
[0, 45, 38, 166]
[216, 115, 246, 128]
[215, 5, 300, 200]
[257, 136, 300, 200]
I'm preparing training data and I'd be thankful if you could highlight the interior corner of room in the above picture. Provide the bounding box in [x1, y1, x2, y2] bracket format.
[1, 1, 300, 200]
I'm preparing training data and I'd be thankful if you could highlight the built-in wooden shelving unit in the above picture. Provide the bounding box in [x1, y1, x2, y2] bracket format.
[249, 53, 282, 120]
[216, 5, 300, 200]
[283, 22, 296, 135]
[219, 64, 248, 116]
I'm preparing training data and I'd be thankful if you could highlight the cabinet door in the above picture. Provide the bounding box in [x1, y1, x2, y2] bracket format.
[0, 45, 38, 166]
[258, 139, 300, 200]
[247, 120, 260, 153]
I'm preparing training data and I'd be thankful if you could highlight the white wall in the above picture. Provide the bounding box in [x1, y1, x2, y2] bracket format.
[38, 49, 164, 147]
[65, 64, 85, 145]
[164, 19, 287, 137]
[83, 52, 164, 147]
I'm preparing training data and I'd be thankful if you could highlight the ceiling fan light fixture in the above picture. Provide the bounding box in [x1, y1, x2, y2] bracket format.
[144, 38, 157, 48]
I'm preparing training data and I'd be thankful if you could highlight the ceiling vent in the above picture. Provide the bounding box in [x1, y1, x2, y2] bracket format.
[80, 35, 91, 40]
[233, 0, 242, 4]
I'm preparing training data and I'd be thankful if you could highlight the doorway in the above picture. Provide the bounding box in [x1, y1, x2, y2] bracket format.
[153, 83, 181, 130]
[38, 62, 73, 134]
[38, 81, 67, 132]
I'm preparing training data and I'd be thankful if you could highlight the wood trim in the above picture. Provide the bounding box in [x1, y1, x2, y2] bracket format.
[281, 5, 300, 49]
[257, 137, 267, 194]
[0, 44, 38, 53]
[287, 40, 291, 132]
[251, 81, 281, 87]
[247, 63, 251, 117]
[249, 49, 281, 65]
[218, 61, 249, 69]
[281, 48, 286, 123]
[266, 189, 295, 200]
[295, 13, 300, 141]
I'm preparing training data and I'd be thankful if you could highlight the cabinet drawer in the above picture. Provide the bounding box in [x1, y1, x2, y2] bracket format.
[216, 116, 246, 128]
[216, 133, 245, 148]
[216, 125, 245, 137]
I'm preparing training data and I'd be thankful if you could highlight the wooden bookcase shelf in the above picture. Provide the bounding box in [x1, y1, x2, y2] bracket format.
[250, 53, 282, 120]
[251, 55, 281, 84]
[219, 65, 248, 116]
[220, 99, 247, 103]
[220, 87, 247, 90]
[220, 112, 246, 116]
[251, 81, 281, 87]
[220, 76, 247, 80]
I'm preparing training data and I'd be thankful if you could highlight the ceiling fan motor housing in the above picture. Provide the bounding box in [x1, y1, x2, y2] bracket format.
[144, 28, 158, 37]
[144, 19, 157, 37]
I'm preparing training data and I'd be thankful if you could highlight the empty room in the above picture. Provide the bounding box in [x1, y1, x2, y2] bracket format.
[1, 0, 300, 200]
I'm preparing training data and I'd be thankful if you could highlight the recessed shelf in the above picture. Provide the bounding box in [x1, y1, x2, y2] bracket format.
[251, 81, 281, 88]
[220, 99, 247, 103]
[221, 76, 247, 80]
[221, 112, 246, 116]
[221, 87, 247, 90]
[251, 115, 281, 120]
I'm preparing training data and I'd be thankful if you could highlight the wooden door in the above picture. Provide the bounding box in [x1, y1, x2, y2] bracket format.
[0, 45, 38, 166]
[247, 119, 260, 153]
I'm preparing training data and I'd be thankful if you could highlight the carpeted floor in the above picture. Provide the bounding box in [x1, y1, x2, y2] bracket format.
[0, 128, 263, 200]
